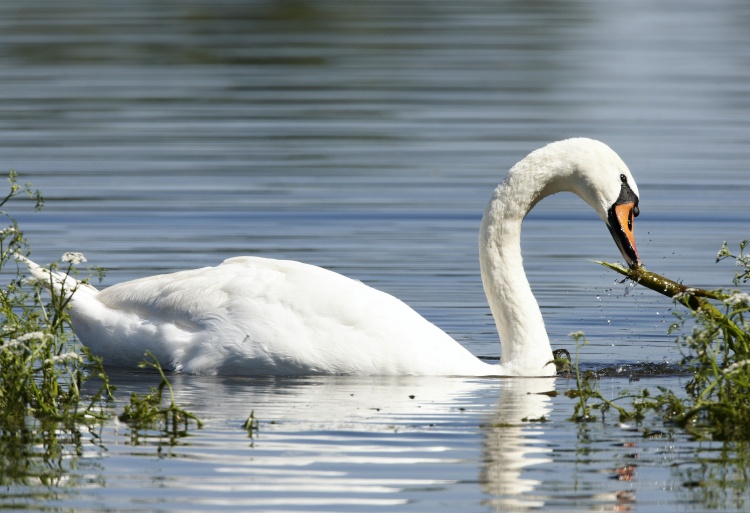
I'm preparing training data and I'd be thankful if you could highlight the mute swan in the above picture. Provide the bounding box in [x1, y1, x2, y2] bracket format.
[18, 138, 640, 376]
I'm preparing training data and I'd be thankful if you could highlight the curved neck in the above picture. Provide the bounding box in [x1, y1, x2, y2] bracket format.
[478, 155, 564, 375]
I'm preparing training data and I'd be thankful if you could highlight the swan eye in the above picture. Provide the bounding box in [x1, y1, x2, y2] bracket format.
[620, 174, 627, 183]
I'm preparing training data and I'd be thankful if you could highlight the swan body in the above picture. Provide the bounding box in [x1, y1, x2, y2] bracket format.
[18, 138, 641, 376]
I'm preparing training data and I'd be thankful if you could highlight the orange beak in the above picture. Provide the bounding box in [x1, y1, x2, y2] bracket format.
[607, 201, 641, 268]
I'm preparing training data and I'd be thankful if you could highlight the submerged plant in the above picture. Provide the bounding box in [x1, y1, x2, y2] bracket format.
[571, 241, 750, 441]
[118, 351, 203, 445]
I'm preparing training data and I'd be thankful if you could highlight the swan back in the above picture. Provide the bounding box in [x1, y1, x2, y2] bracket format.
[73, 257, 495, 375]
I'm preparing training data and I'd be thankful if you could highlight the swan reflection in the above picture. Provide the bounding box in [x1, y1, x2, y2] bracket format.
[102, 372, 557, 510]
[480, 377, 555, 510]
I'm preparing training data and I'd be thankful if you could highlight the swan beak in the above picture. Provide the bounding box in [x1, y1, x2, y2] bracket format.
[607, 201, 641, 269]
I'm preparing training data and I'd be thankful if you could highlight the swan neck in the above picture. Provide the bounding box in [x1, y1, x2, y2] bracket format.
[478, 158, 560, 375]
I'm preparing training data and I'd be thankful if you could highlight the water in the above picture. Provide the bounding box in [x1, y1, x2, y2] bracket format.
[5, 373, 746, 512]
[1, 0, 749, 510]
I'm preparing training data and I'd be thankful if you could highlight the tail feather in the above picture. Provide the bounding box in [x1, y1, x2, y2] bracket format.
[13, 253, 98, 299]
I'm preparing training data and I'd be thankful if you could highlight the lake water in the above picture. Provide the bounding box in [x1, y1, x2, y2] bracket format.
[1, 0, 749, 511]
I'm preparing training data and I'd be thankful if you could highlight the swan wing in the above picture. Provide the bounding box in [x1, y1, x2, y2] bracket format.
[73, 256, 486, 375]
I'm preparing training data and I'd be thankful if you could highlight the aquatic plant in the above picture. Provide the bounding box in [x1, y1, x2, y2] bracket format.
[564, 332, 598, 421]
[563, 331, 659, 423]
[570, 241, 750, 441]
[0, 172, 111, 483]
[1, 171, 202, 469]
[244, 410, 260, 439]
[118, 351, 203, 446]
[1, 171, 111, 428]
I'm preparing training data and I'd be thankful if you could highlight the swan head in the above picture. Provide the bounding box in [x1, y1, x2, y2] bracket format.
[534, 138, 642, 268]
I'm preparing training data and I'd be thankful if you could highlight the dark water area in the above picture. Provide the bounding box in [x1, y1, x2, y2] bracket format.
[1, 0, 749, 511]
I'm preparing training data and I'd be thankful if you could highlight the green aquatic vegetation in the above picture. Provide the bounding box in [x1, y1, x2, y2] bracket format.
[119, 351, 204, 443]
[1, 171, 202, 470]
[1, 171, 111, 430]
[244, 410, 260, 439]
[564, 332, 598, 421]
[571, 241, 750, 441]
[564, 332, 663, 423]
[0, 417, 95, 487]
[0, 172, 113, 483]
[564, 332, 677, 425]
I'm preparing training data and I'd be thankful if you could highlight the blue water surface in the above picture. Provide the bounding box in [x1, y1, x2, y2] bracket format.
[1, 0, 749, 511]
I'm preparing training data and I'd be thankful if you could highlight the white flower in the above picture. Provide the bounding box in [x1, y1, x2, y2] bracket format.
[1, 340, 27, 352]
[724, 292, 750, 306]
[45, 353, 83, 365]
[17, 331, 52, 342]
[723, 359, 750, 375]
[0, 226, 16, 237]
[61, 252, 87, 265]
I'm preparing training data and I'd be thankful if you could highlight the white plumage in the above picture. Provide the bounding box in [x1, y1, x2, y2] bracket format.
[17, 138, 641, 376]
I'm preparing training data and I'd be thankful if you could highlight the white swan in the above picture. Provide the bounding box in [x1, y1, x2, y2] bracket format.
[18, 138, 640, 376]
